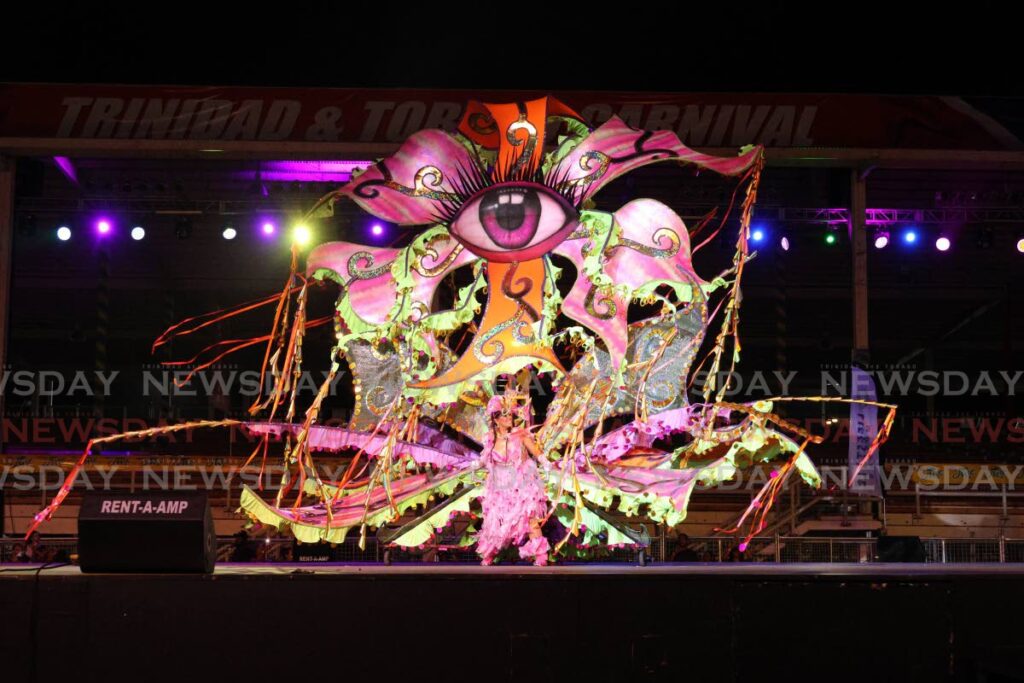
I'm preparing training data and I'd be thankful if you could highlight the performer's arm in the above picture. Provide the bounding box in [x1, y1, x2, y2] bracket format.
[516, 428, 542, 459]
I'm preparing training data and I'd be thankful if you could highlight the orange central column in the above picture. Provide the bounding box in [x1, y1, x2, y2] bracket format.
[411, 259, 563, 390]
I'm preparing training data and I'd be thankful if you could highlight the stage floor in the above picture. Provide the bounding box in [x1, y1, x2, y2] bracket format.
[5, 560, 1024, 577]
[4, 561, 1024, 682]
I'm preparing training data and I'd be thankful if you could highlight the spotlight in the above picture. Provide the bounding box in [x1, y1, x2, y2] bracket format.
[1017, 237, 1024, 253]
[750, 224, 766, 243]
[935, 235, 951, 252]
[131, 226, 145, 241]
[293, 224, 312, 246]
[873, 230, 889, 249]
[57, 226, 72, 241]
[262, 221, 276, 236]
[96, 219, 112, 236]
[222, 226, 237, 240]
[780, 236, 790, 252]
[175, 217, 192, 240]
[902, 228, 918, 245]
[371, 223, 384, 237]
[824, 227, 838, 246]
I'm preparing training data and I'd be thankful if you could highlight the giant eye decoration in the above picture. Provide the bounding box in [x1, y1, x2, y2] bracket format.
[448, 182, 578, 262]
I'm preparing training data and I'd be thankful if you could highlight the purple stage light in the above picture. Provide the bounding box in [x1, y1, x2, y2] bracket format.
[237, 160, 371, 183]
[371, 223, 384, 237]
[96, 219, 112, 236]
[935, 236, 951, 252]
[262, 221, 276, 236]
[53, 156, 79, 185]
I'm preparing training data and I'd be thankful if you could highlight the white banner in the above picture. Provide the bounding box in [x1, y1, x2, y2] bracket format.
[849, 367, 882, 495]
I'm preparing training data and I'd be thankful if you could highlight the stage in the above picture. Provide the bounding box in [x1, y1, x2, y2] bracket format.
[8, 561, 1024, 577]
[3, 563, 1024, 682]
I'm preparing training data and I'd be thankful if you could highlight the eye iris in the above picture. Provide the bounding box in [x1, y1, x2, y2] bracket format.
[479, 189, 541, 249]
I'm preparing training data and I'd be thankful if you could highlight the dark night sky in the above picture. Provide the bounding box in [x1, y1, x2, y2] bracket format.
[2, 3, 1021, 96]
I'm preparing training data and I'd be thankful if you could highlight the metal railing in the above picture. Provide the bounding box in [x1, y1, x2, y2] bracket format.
[688, 536, 878, 564]
[4, 535, 1024, 565]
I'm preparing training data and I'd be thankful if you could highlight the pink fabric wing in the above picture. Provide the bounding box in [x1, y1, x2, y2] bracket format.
[576, 462, 713, 516]
[244, 422, 477, 469]
[337, 130, 477, 225]
[555, 199, 704, 372]
[590, 407, 696, 463]
[270, 469, 473, 528]
[306, 232, 476, 326]
[558, 116, 761, 202]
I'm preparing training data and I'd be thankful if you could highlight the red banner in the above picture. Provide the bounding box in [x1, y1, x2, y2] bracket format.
[1, 83, 1020, 150]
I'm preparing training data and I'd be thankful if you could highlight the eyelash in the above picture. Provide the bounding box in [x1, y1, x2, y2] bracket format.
[433, 153, 584, 227]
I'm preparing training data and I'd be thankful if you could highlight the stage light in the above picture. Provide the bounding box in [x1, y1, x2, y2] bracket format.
[873, 230, 889, 249]
[371, 223, 384, 237]
[935, 235, 951, 252]
[222, 226, 237, 240]
[824, 227, 838, 246]
[902, 228, 918, 245]
[293, 224, 312, 246]
[96, 219, 112, 236]
[262, 221, 276, 236]
[131, 226, 145, 241]
[780, 236, 790, 251]
[750, 224, 766, 243]
[57, 226, 72, 241]
[1017, 237, 1024, 253]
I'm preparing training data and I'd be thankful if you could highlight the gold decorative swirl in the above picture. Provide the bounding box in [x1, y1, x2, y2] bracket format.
[646, 380, 678, 409]
[408, 301, 431, 323]
[472, 319, 511, 365]
[584, 286, 617, 320]
[347, 252, 393, 280]
[506, 114, 537, 177]
[365, 386, 392, 416]
[383, 165, 459, 201]
[618, 227, 681, 259]
[563, 151, 610, 189]
[414, 166, 445, 195]
[414, 243, 464, 277]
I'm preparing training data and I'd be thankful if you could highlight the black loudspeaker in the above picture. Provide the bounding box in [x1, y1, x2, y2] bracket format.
[877, 535, 927, 563]
[78, 491, 216, 573]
